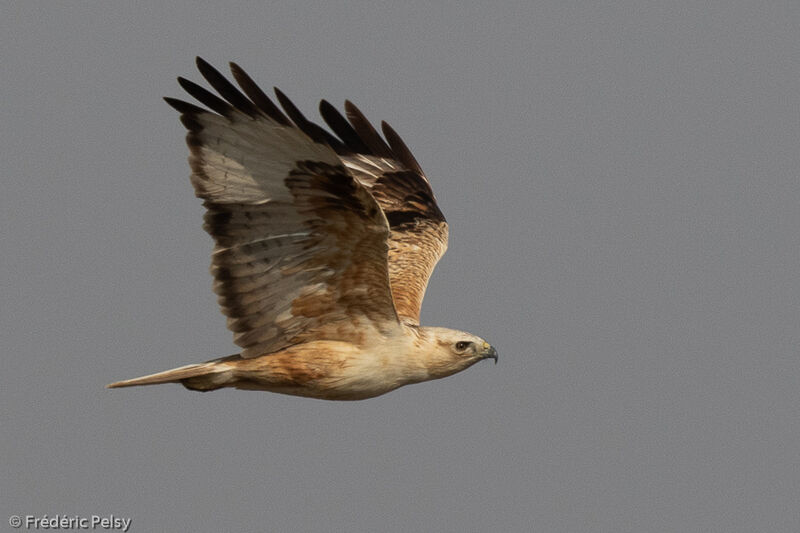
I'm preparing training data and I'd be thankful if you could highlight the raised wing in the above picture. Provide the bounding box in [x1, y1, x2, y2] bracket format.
[341, 157, 448, 323]
[271, 88, 449, 323]
[166, 58, 399, 358]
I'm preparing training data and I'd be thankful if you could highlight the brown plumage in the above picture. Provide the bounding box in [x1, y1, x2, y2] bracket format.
[107, 57, 496, 400]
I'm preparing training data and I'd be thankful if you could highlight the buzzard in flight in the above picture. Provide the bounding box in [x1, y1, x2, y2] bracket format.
[107, 58, 497, 400]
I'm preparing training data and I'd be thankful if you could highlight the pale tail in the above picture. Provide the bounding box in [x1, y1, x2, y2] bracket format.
[106, 355, 240, 391]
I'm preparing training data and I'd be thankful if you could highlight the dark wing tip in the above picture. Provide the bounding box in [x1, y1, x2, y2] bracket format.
[228, 62, 291, 125]
[174, 60, 424, 175]
[344, 100, 393, 158]
[177, 76, 235, 117]
[273, 86, 298, 114]
[163, 96, 206, 115]
[195, 57, 258, 116]
[381, 121, 424, 175]
[274, 88, 346, 150]
[319, 99, 370, 154]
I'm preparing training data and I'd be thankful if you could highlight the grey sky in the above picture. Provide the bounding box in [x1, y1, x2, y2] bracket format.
[3, 1, 799, 532]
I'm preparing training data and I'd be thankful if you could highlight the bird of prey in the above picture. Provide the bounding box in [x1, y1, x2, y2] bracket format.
[107, 57, 497, 400]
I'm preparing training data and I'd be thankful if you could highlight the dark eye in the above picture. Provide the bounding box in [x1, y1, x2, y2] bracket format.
[455, 341, 472, 351]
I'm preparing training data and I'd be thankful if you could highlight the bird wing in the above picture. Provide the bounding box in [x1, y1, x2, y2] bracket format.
[341, 155, 448, 323]
[271, 88, 449, 323]
[166, 58, 399, 358]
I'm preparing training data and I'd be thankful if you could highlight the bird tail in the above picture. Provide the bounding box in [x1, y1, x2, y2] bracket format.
[106, 355, 241, 391]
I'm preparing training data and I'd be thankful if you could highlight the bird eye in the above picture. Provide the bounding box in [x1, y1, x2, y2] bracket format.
[455, 341, 472, 351]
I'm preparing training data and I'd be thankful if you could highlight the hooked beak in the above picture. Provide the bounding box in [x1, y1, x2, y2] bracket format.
[482, 343, 498, 364]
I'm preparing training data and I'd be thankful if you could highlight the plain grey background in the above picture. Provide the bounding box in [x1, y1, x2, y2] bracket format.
[2, 1, 798, 532]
